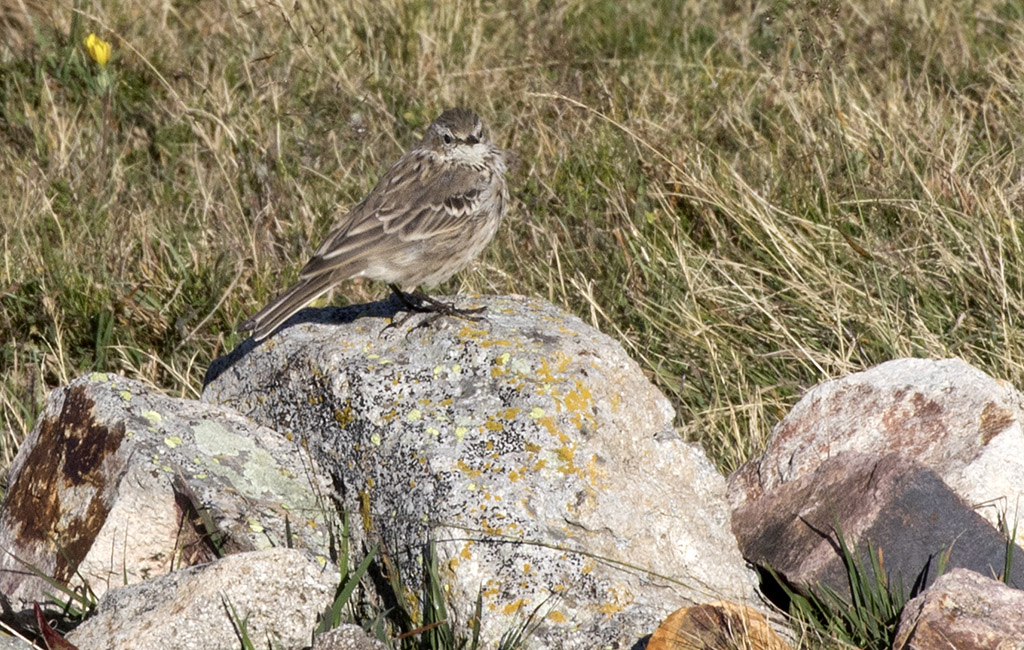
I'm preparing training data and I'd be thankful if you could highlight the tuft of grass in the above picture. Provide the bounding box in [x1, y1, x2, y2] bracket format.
[315, 510, 378, 638]
[311, 508, 530, 649]
[765, 525, 943, 650]
[996, 504, 1020, 585]
[223, 596, 256, 650]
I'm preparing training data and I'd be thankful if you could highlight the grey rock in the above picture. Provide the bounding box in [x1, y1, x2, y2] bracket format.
[0, 635, 37, 650]
[66, 548, 338, 650]
[313, 624, 387, 650]
[732, 451, 1024, 599]
[894, 568, 1024, 650]
[728, 358, 1024, 542]
[0, 373, 333, 623]
[203, 295, 761, 649]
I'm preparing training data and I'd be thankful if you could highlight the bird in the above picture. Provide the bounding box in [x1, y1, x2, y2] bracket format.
[239, 107, 510, 341]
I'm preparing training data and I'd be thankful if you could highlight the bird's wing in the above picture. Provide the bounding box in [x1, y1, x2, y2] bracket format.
[298, 153, 489, 280]
[377, 168, 489, 241]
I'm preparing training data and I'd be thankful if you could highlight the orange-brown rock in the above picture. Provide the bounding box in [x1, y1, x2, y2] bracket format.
[647, 601, 791, 650]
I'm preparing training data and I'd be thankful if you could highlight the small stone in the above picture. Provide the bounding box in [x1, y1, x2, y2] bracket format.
[66, 548, 338, 650]
[893, 568, 1024, 649]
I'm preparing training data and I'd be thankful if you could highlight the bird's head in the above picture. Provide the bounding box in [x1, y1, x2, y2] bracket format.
[424, 108, 492, 160]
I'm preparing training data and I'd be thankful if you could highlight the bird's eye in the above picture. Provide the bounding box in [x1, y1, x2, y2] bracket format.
[443, 133, 453, 144]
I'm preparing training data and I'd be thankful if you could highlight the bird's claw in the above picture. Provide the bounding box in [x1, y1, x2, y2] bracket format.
[377, 290, 488, 337]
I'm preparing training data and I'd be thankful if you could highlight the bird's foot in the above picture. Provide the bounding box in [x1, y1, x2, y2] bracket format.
[380, 285, 487, 335]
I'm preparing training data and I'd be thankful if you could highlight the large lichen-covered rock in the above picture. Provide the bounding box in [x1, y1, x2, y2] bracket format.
[203, 295, 760, 649]
[0, 373, 332, 623]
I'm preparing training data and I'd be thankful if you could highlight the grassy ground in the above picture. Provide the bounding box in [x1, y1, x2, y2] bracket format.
[5, 0, 1024, 472]
[2, 1, 1024, 642]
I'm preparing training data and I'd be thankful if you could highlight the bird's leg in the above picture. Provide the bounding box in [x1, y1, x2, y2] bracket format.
[384, 283, 486, 331]
[388, 284, 423, 313]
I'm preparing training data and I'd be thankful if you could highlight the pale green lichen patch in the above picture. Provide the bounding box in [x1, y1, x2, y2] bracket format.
[120, 390, 132, 402]
[142, 410, 162, 427]
[164, 435, 183, 448]
[90, 372, 109, 382]
[192, 421, 249, 456]
[508, 357, 533, 376]
[191, 421, 326, 539]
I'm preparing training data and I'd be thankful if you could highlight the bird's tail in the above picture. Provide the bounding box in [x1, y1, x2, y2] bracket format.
[238, 278, 333, 341]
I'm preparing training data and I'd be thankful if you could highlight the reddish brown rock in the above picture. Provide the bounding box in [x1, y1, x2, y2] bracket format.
[732, 451, 1024, 599]
[893, 568, 1024, 649]
[728, 359, 1024, 543]
[0, 382, 124, 593]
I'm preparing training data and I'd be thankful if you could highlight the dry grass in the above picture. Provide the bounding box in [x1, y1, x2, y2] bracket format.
[3, 0, 1024, 479]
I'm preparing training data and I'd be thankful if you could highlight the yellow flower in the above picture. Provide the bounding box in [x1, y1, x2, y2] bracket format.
[84, 33, 111, 67]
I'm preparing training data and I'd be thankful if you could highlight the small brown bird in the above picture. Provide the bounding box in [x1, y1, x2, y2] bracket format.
[239, 108, 510, 341]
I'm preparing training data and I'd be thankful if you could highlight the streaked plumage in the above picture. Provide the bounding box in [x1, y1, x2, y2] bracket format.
[239, 108, 509, 341]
